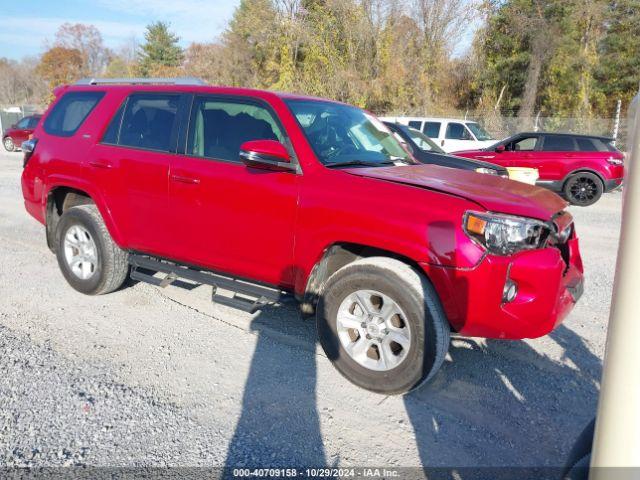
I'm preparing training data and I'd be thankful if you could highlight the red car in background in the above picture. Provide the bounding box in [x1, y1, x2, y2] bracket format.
[3, 115, 42, 152]
[455, 132, 625, 206]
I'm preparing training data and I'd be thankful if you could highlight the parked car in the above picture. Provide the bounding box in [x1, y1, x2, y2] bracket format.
[21, 79, 584, 394]
[2, 114, 41, 152]
[379, 116, 497, 152]
[454, 132, 625, 206]
[383, 121, 508, 177]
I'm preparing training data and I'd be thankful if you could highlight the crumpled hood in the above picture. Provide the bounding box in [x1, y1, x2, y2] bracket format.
[344, 164, 567, 220]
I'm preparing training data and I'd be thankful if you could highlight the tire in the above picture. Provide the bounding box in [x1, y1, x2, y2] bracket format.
[3, 137, 15, 152]
[316, 257, 450, 394]
[55, 204, 129, 295]
[563, 172, 603, 206]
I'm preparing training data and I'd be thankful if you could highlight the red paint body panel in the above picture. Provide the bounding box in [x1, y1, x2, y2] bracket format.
[21, 84, 585, 340]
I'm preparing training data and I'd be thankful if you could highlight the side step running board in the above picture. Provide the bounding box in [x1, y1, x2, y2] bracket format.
[129, 254, 286, 313]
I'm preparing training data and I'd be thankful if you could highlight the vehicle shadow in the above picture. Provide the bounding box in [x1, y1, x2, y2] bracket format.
[218, 289, 600, 474]
[403, 324, 601, 474]
[222, 302, 327, 470]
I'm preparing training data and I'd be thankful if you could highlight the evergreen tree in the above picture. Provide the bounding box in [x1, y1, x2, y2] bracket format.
[137, 22, 183, 77]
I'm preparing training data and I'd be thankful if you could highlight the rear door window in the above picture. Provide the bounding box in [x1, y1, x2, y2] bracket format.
[542, 136, 576, 151]
[101, 104, 125, 145]
[445, 122, 472, 140]
[43, 91, 104, 137]
[423, 122, 441, 138]
[408, 120, 422, 130]
[119, 94, 179, 153]
[27, 117, 40, 128]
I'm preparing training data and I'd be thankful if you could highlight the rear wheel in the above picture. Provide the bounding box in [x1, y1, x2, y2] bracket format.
[316, 257, 450, 394]
[55, 205, 129, 295]
[563, 172, 603, 206]
[3, 137, 14, 152]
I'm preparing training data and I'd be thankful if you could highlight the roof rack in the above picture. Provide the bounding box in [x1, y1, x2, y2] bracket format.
[74, 77, 207, 86]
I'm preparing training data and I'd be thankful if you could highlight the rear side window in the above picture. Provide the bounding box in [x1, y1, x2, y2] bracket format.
[423, 122, 441, 138]
[542, 136, 576, 151]
[445, 122, 471, 140]
[408, 120, 422, 130]
[119, 94, 179, 152]
[43, 91, 104, 137]
[576, 137, 611, 152]
[605, 140, 621, 153]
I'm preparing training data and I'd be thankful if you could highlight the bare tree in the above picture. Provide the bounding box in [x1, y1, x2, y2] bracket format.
[53, 23, 111, 76]
[412, 0, 478, 54]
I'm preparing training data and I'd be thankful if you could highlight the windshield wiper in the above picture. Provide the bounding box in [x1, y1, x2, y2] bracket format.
[324, 160, 396, 168]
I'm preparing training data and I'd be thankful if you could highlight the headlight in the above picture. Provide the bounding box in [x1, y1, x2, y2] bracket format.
[463, 211, 551, 255]
[475, 167, 498, 175]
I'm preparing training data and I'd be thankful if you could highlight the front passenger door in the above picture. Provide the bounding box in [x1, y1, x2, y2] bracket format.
[442, 122, 473, 152]
[169, 96, 300, 288]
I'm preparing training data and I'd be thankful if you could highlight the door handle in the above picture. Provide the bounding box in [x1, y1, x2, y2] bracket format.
[89, 159, 113, 169]
[170, 174, 200, 184]
[441, 140, 445, 147]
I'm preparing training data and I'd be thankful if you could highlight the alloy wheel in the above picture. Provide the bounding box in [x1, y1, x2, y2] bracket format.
[63, 225, 98, 280]
[569, 177, 598, 203]
[336, 289, 411, 371]
[3, 137, 14, 151]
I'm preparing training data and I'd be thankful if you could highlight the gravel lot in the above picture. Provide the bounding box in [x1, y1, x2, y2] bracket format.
[0, 149, 621, 471]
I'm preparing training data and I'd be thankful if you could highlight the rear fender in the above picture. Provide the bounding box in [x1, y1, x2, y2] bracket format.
[44, 176, 126, 248]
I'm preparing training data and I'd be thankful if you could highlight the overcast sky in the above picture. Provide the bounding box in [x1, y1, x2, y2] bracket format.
[0, 0, 241, 60]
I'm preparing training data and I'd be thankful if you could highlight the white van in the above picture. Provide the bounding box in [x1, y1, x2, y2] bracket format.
[380, 116, 497, 153]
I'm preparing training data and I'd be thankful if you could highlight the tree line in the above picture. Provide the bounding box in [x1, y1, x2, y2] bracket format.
[1, 0, 638, 121]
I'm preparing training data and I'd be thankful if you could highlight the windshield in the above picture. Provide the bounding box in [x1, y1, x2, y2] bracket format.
[405, 127, 445, 153]
[286, 99, 412, 166]
[466, 122, 494, 141]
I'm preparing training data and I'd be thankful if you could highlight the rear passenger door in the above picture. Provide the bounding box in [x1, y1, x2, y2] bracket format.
[92, 92, 186, 256]
[169, 95, 299, 288]
[536, 135, 578, 181]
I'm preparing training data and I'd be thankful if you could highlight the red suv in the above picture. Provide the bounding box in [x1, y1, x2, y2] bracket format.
[3, 114, 42, 152]
[21, 79, 584, 394]
[455, 132, 625, 206]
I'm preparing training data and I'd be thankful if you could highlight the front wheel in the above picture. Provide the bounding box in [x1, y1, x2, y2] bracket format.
[563, 173, 603, 206]
[3, 137, 15, 152]
[316, 257, 450, 395]
[55, 204, 129, 295]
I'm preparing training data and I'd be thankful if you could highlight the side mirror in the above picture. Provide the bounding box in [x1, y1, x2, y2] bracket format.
[495, 145, 505, 153]
[239, 140, 295, 172]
